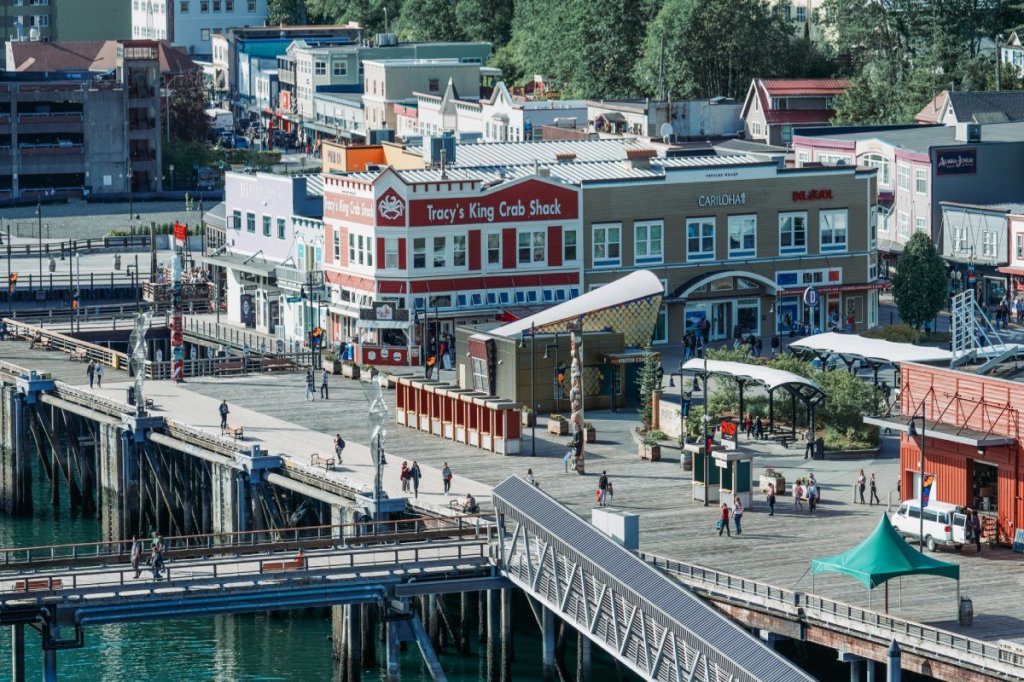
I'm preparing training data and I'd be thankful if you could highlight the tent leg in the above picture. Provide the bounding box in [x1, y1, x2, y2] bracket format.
[885, 582, 889, 614]
[899, 577, 902, 609]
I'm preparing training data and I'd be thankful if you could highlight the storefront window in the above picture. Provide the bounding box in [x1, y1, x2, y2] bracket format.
[736, 299, 760, 336]
[972, 461, 998, 512]
[728, 215, 756, 258]
[487, 233, 501, 264]
[652, 306, 668, 344]
[686, 218, 715, 261]
[563, 230, 577, 262]
[519, 230, 546, 264]
[385, 238, 400, 269]
[453, 235, 467, 267]
[779, 212, 807, 255]
[861, 154, 890, 186]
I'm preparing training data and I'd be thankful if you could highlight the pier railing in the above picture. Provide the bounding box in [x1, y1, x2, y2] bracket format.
[0, 517, 493, 571]
[640, 552, 1024, 681]
[1, 318, 130, 369]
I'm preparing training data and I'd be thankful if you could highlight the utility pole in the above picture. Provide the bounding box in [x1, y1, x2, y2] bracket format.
[36, 200, 42, 280]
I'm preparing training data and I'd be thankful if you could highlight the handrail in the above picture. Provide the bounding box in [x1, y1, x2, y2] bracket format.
[0, 517, 492, 569]
[639, 551, 1024, 676]
[1, 318, 130, 369]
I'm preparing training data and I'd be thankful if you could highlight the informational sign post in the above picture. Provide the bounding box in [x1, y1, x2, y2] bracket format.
[719, 419, 738, 451]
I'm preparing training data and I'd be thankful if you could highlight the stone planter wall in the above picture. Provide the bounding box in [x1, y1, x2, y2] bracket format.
[759, 475, 786, 496]
[342, 364, 360, 379]
[585, 427, 596, 443]
[639, 443, 662, 461]
[548, 419, 568, 436]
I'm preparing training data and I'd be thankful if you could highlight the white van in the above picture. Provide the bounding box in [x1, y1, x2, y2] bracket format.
[891, 499, 969, 552]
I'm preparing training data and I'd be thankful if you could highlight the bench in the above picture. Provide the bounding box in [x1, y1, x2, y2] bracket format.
[261, 557, 306, 573]
[29, 336, 49, 350]
[310, 453, 336, 470]
[262, 357, 293, 371]
[217, 360, 245, 375]
[13, 577, 63, 591]
[222, 424, 243, 440]
[69, 349, 87, 362]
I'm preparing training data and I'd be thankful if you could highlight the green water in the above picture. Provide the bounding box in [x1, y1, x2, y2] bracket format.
[0, 469, 626, 681]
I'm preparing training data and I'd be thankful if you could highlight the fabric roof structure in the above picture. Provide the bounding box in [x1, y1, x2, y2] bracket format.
[788, 332, 952, 366]
[681, 359, 825, 402]
[811, 514, 960, 590]
[482, 270, 663, 348]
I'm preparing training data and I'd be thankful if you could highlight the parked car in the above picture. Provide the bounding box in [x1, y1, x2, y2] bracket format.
[196, 166, 215, 191]
[233, 136, 250, 150]
[891, 499, 968, 551]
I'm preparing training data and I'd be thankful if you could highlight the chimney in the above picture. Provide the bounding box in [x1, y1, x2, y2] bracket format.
[555, 152, 576, 163]
[955, 122, 981, 143]
[624, 148, 657, 170]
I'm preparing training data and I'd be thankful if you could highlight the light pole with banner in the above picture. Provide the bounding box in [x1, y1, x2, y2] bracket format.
[803, 286, 819, 333]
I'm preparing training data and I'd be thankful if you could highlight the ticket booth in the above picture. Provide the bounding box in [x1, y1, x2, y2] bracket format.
[715, 449, 754, 508]
[691, 443, 722, 504]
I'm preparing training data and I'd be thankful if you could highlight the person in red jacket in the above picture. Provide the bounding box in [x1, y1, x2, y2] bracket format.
[718, 503, 731, 537]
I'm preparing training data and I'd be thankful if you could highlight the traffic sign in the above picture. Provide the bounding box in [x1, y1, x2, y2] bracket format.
[286, 296, 301, 303]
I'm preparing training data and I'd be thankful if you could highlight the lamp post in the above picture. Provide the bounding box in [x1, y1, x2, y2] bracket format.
[908, 399, 927, 552]
[36, 200, 42, 280]
[544, 335, 560, 414]
[702, 352, 710, 506]
[127, 163, 134, 228]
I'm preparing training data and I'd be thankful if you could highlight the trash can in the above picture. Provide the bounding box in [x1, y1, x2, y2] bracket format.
[959, 597, 974, 626]
[126, 386, 136, 406]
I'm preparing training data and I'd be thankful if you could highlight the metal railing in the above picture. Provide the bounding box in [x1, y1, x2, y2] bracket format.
[1, 318, 129, 369]
[2, 234, 150, 255]
[640, 552, 1024, 679]
[0, 517, 493, 571]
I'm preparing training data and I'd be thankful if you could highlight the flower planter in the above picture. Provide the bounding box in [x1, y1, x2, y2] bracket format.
[680, 448, 693, 471]
[760, 474, 786, 496]
[548, 419, 568, 436]
[522, 412, 536, 427]
[639, 443, 662, 461]
[585, 427, 596, 443]
[342, 364, 360, 379]
[328, 360, 342, 375]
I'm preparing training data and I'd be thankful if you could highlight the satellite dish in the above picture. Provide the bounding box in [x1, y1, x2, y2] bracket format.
[659, 123, 673, 141]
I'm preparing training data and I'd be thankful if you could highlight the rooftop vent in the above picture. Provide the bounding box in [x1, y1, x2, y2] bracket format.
[555, 152, 576, 163]
[624, 148, 657, 169]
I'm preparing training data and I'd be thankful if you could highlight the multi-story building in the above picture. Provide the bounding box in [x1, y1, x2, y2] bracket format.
[1000, 32, 1024, 80]
[938, 201, 1024, 308]
[0, 40, 171, 200]
[0, 0, 131, 63]
[915, 90, 1024, 126]
[211, 171, 324, 343]
[793, 121, 1024, 264]
[132, 0, 269, 59]
[741, 78, 849, 146]
[321, 167, 583, 365]
[768, 0, 828, 43]
[362, 59, 484, 133]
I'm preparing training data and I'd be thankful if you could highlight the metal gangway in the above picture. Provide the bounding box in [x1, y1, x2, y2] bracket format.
[492, 477, 814, 682]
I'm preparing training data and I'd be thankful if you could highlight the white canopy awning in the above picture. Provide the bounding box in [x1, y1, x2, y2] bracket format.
[788, 332, 952, 366]
[681, 359, 825, 400]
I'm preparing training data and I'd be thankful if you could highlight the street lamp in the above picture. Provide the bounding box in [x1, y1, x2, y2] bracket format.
[36, 200, 42, 280]
[544, 334, 561, 413]
[907, 399, 927, 553]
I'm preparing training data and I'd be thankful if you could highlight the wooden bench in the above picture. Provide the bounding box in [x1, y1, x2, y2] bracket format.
[29, 336, 49, 350]
[222, 424, 243, 440]
[261, 557, 306, 573]
[262, 357, 293, 371]
[217, 360, 245, 375]
[14, 577, 63, 591]
[69, 349, 87, 362]
[310, 453, 336, 470]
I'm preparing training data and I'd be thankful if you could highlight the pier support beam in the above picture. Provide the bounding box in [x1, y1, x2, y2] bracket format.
[459, 592, 471, 655]
[500, 588, 512, 682]
[887, 640, 901, 682]
[42, 629, 57, 682]
[386, 615, 401, 681]
[541, 605, 556, 682]
[576, 632, 590, 682]
[486, 589, 499, 681]
[838, 651, 864, 682]
[866, 659, 876, 682]
[11, 624, 25, 682]
[346, 604, 362, 682]
[410, 612, 447, 682]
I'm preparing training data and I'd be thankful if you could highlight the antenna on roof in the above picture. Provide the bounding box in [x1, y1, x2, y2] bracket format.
[533, 158, 539, 175]
[440, 148, 448, 180]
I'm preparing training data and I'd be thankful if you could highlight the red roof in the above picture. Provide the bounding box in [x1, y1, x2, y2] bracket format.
[760, 79, 851, 97]
[8, 40, 198, 76]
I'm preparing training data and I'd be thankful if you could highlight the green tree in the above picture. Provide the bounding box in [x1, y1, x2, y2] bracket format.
[268, 0, 307, 24]
[892, 231, 948, 329]
[636, 348, 660, 433]
[456, 0, 513, 45]
[168, 73, 211, 144]
[396, 0, 464, 41]
[635, 0, 812, 100]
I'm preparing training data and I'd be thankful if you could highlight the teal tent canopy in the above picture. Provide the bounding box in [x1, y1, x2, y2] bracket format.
[811, 513, 960, 589]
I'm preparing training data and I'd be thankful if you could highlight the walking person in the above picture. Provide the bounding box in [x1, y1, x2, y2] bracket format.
[754, 416, 764, 440]
[767, 483, 776, 516]
[597, 470, 609, 506]
[400, 462, 410, 492]
[130, 535, 142, 579]
[717, 503, 731, 537]
[219, 400, 229, 430]
[320, 368, 329, 400]
[305, 370, 315, 401]
[151, 543, 165, 580]
[442, 462, 453, 495]
[410, 461, 421, 498]
[857, 469, 867, 504]
[807, 478, 818, 513]
[86, 361, 96, 389]
[794, 481, 804, 510]
[95, 363, 104, 388]
[333, 434, 345, 464]
[971, 509, 983, 555]
[526, 468, 538, 487]
[732, 496, 744, 535]
[869, 473, 880, 505]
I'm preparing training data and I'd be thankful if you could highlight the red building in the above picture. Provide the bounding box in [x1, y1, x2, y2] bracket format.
[322, 167, 583, 366]
[891, 362, 1023, 545]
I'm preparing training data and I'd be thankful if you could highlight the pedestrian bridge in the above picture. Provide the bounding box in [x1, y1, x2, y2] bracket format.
[493, 476, 814, 682]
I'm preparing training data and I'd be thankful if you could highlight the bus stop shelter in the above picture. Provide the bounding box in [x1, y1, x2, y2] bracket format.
[789, 332, 952, 384]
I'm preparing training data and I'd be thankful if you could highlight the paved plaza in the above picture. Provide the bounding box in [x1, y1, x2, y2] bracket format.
[2, 338, 1024, 648]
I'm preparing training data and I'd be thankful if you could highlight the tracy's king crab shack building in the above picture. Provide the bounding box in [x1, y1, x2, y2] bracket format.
[322, 166, 583, 366]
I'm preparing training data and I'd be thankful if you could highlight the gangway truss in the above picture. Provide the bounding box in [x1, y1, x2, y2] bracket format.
[492, 476, 814, 682]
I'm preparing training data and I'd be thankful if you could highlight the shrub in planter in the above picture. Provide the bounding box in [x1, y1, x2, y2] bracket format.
[341, 362, 360, 379]
[639, 432, 662, 461]
[547, 414, 568, 435]
[522, 407, 536, 427]
[584, 421, 596, 443]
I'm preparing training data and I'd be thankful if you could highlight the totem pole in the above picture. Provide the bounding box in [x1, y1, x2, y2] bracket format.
[170, 222, 186, 382]
[568, 323, 585, 474]
[129, 310, 153, 415]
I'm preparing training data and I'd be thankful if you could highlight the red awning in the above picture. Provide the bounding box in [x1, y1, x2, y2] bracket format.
[997, 266, 1024, 277]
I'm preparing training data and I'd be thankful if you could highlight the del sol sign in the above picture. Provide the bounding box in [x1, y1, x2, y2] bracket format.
[792, 189, 833, 201]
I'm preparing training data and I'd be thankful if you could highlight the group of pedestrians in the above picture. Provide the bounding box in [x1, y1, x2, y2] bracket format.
[305, 369, 330, 401]
[129, 531, 166, 581]
[86, 360, 104, 389]
[855, 469, 881, 505]
[793, 474, 820, 512]
[743, 414, 767, 440]
[718, 496, 744, 536]
[596, 471, 615, 506]
[400, 461, 422, 498]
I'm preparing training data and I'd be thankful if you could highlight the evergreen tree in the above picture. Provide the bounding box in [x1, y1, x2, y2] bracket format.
[636, 348, 660, 433]
[168, 73, 210, 144]
[455, 0, 513, 45]
[396, 0, 464, 41]
[892, 232, 948, 329]
[267, 0, 306, 24]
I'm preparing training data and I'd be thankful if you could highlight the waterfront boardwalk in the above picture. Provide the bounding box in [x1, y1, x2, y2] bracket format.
[3, 338, 1024, 650]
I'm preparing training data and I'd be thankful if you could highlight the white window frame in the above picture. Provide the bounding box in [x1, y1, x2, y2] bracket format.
[634, 220, 663, 265]
[412, 237, 426, 269]
[982, 230, 997, 258]
[869, 206, 877, 248]
[686, 217, 716, 262]
[817, 153, 851, 166]
[315, 61, 326, 76]
[819, 209, 848, 253]
[486, 233, 500, 265]
[914, 216, 927, 234]
[332, 60, 346, 76]
[861, 153, 890, 186]
[898, 211, 910, 237]
[591, 223, 621, 267]
[384, 237, 399, 269]
[953, 227, 967, 252]
[333, 229, 340, 262]
[779, 212, 807, 255]
[796, 150, 809, 167]
[563, 229, 577, 262]
[727, 214, 756, 259]
[452, 234, 467, 268]
[897, 163, 910, 191]
[518, 229, 546, 265]
[1016, 233, 1023, 260]
[914, 168, 928, 195]
[432, 236, 447, 269]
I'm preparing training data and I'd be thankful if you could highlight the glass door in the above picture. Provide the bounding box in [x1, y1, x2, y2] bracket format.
[711, 301, 733, 341]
